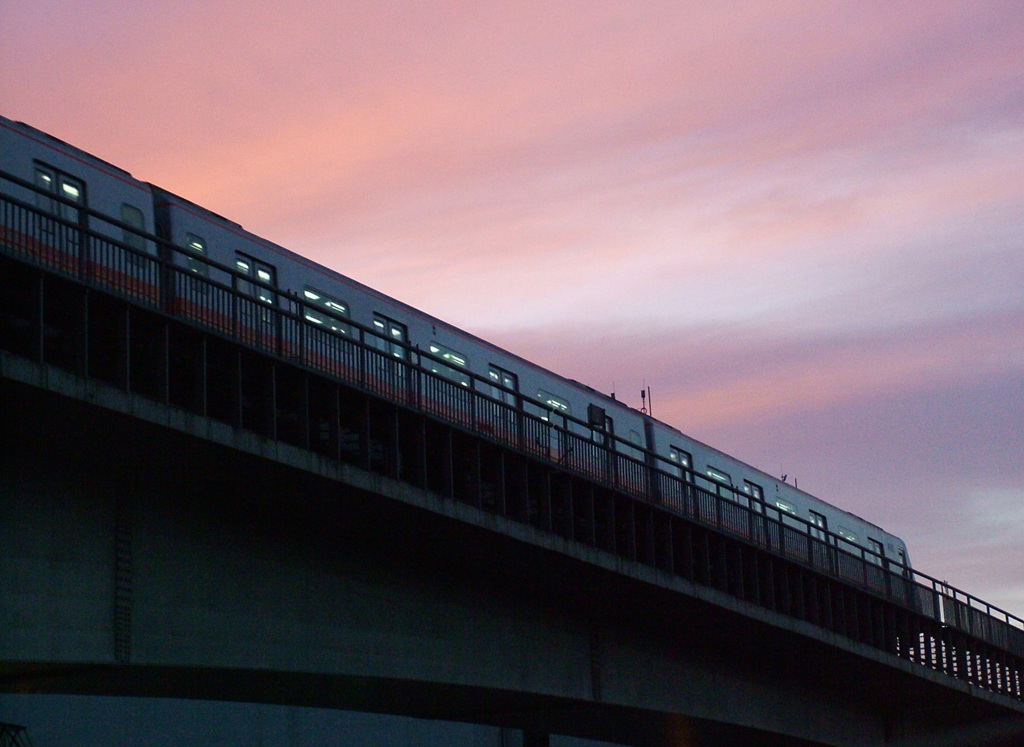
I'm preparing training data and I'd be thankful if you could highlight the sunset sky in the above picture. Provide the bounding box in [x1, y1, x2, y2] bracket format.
[3, 2, 1022, 615]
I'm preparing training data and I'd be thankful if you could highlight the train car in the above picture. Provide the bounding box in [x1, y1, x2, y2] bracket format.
[645, 418, 911, 573]
[0, 113, 912, 580]
[0, 116, 159, 302]
[156, 178, 911, 572]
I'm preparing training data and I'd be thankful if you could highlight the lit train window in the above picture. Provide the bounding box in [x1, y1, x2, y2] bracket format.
[235, 253, 276, 305]
[428, 341, 470, 386]
[373, 313, 408, 359]
[739, 481, 762, 512]
[184, 233, 209, 276]
[34, 165, 84, 220]
[775, 499, 796, 514]
[303, 286, 350, 334]
[837, 526, 858, 543]
[34, 164, 85, 253]
[34, 167, 57, 214]
[121, 204, 146, 254]
[668, 446, 691, 478]
[706, 466, 731, 485]
[488, 365, 518, 406]
[536, 390, 570, 416]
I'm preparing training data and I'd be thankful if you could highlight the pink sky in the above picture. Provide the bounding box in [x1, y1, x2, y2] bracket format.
[3, 1, 1022, 614]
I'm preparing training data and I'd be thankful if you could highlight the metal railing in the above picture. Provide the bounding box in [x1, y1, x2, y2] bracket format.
[0, 723, 34, 747]
[2, 168, 1022, 675]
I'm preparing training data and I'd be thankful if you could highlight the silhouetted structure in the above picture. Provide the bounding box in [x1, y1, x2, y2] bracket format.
[2, 124, 1023, 745]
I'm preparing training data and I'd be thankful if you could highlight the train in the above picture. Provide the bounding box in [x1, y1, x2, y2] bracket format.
[0, 114, 911, 573]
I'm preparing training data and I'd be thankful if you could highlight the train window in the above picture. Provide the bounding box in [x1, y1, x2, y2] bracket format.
[837, 526, 858, 543]
[775, 499, 804, 528]
[34, 165, 85, 253]
[121, 204, 146, 255]
[809, 510, 828, 541]
[235, 253, 277, 305]
[34, 167, 57, 214]
[668, 446, 691, 478]
[598, 414, 614, 444]
[536, 390, 570, 416]
[373, 313, 408, 359]
[488, 365, 518, 406]
[428, 342, 470, 386]
[184, 234, 209, 276]
[303, 286, 350, 334]
[34, 165, 84, 221]
[737, 481, 761, 512]
[868, 538, 884, 566]
[526, 390, 570, 429]
[620, 429, 642, 459]
[706, 466, 731, 485]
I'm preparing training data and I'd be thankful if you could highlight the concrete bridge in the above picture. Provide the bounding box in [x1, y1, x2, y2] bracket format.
[1, 251, 1024, 745]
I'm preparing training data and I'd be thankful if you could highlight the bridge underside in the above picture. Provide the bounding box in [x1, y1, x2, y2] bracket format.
[5, 669, 1024, 747]
[0, 667, 826, 747]
[1, 253, 1023, 744]
[2, 365, 1023, 746]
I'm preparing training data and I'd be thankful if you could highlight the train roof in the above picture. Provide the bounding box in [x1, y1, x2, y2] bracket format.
[2, 115, 139, 184]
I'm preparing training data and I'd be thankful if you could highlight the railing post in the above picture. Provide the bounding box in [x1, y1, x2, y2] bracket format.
[470, 369, 477, 425]
[358, 328, 367, 388]
[231, 283, 239, 342]
[415, 348, 423, 411]
[297, 296, 306, 364]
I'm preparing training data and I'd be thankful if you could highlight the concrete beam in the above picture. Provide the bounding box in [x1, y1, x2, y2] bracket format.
[2, 358, 1023, 745]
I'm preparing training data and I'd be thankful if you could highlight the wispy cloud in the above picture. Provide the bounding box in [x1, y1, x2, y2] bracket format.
[3, 0, 1022, 612]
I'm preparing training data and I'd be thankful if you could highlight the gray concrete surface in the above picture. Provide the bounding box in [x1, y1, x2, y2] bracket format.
[2, 356, 1023, 745]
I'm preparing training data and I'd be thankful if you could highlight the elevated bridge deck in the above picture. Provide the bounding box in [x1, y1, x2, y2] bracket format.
[1, 187, 1023, 744]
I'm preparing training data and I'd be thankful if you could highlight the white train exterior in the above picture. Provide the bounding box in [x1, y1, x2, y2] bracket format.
[0, 114, 911, 572]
